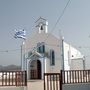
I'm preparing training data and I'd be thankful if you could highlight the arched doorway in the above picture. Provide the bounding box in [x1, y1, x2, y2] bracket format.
[30, 60, 41, 79]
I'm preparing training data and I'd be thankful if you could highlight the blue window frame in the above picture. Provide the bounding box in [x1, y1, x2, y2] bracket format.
[37, 42, 45, 53]
[50, 49, 55, 66]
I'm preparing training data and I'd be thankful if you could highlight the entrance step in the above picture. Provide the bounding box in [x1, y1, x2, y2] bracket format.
[27, 80, 44, 90]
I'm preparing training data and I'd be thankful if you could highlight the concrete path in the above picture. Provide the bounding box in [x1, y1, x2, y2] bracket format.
[27, 80, 44, 90]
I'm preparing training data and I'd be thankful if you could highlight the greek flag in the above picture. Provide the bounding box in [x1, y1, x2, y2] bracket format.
[14, 29, 26, 39]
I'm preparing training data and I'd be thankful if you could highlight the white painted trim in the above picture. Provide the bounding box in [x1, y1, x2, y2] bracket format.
[26, 57, 45, 80]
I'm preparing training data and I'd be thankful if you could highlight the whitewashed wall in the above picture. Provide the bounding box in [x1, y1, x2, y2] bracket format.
[64, 42, 84, 70]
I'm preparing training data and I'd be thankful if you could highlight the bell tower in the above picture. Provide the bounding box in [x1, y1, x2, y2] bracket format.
[35, 17, 48, 34]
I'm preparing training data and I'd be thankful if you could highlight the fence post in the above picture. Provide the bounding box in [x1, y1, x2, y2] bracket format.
[60, 70, 63, 90]
[25, 71, 27, 86]
[44, 73, 45, 90]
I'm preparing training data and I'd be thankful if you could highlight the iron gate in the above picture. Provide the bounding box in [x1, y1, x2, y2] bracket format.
[44, 73, 61, 90]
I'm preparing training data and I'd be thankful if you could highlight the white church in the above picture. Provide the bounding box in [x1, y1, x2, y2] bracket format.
[22, 17, 85, 80]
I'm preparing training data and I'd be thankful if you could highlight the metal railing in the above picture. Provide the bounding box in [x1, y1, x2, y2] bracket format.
[44, 70, 90, 90]
[44, 73, 61, 90]
[0, 71, 27, 86]
[61, 70, 90, 84]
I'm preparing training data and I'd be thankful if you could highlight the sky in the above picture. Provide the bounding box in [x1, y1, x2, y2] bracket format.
[0, 0, 90, 69]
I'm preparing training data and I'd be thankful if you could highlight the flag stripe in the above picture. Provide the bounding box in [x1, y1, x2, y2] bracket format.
[14, 29, 26, 39]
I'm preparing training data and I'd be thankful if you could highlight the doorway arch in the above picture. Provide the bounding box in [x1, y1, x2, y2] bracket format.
[30, 60, 41, 79]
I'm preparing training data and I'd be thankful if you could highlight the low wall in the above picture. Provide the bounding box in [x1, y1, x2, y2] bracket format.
[0, 86, 27, 90]
[63, 83, 90, 90]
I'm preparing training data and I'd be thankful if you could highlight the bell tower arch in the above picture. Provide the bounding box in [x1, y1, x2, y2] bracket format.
[35, 17, 48, 34]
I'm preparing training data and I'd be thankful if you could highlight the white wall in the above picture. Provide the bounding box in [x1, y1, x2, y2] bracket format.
[71, 58, 84, 70]
[64, 42, 84, 70]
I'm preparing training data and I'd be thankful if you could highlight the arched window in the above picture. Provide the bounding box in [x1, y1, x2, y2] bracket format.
[37, 42, 45, 53]
[50, 49, 55, 65]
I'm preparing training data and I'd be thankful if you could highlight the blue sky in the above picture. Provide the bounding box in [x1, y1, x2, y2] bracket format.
[0, 0, 90, 68]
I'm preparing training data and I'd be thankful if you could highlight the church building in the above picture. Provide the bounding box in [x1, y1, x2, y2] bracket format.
[22, 17, 85, 80]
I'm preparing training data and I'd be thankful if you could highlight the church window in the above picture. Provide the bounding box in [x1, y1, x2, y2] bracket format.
[37, 42, 45, 53]
[50, 49, 55, 66]
[28, 51, 32, 57]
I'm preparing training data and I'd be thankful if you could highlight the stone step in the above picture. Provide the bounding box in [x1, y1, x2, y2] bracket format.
[27, 80, 44, 90]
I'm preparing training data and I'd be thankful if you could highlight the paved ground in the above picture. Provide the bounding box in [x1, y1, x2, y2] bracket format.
[27, 80, 44, 90]
[0, 80, 44, 90]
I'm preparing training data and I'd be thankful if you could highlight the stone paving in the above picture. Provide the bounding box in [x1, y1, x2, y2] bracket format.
[27, 80, 44, 90]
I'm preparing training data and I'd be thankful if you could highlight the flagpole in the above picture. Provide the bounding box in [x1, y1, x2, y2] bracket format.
[22, 40, 26, 71]
[21, 39, 26, 71]
[21, 44, 23, 71]
[14, 29, 26, 71]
